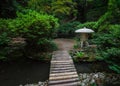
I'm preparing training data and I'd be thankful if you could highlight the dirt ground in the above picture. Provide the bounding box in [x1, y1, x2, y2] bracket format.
[54, 38, 75, 51]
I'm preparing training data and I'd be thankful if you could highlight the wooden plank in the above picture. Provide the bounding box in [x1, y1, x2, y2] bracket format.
[50, 72, 77, 77]
[51, 69, 76, 73]
[50, 72, 77, 76]
[49, 74, 78, 80]
[49, 78, 79, 84]
[51, 67, 75, 70]
[49, 81, 80, 86]
[49, 79, 79, 85]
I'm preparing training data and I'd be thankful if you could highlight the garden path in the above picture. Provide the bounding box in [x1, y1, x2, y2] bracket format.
[48, 38, 80, 86]
[53, 38, 75, 51]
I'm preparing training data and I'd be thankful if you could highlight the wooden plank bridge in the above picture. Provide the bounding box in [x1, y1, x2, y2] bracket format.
[48, 51, 80, 86]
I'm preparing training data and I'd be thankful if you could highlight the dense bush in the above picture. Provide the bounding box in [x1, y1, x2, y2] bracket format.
[109, 24, 120, 38]
[0, 19, 11, 60]
[37, 38, 57, 52]
[91, 25, 120, 49]
[91, 33, 120, 59]
[91, 33, 115, 49]
[77, 22, 97, 31]
[92, 12, 111, 31]
[8, 10, 59, 37]
[0, 10, 59, 61]
[97, 47, 120, 73]
[23, 11, 58, 53]
[89, 25, 120, 73]
[8, 10, 59, 51]
[0, 32, 10, 47]
[56, 21, 80, 38]
[86, 7, 107, 21]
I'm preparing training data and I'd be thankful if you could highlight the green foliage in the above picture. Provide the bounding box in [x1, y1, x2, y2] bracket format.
[85, 0, 108, 21]
[0, 10, 59, 61]
[108, 0, 118, 11]
[74, 44, 79, 49]
[93, 0, 120, 31]
[107, 48, 120, 59]
[109, 24, 120, 38]
[91, 25, 120, 49]
[70, 49, 92, 62]
[86, 7, 107, 21]
[8, 10, 59, 38]
[0, 47, 10, 60]
[51, 0, 77, 20]
[57, 21, 80, 38]
[109, 64, 120, 73]
[74, 0, 108, 22]
[28, 0, 77, 22]
[0, 19, 25, 61]
[19, 11, 58, 52]
[98, 48, 120, 62]
[0, 19, 11, 46]
[90, 83, 97, 86]
[0, 19, 11, 60]
[93, 12, 112, 32]
[90, 24, 120, 73]
[37, 38, 57, 52]
[93, 0, 108, 7]
[18, 10, 59, 52]
[75, 51, 85, 58]
[77, 22, 97, 31]
[28, 0, 52, 13]
[0, 33, 10, 46]
[91, 33, 115, 49]
[0, 19, 10, 30]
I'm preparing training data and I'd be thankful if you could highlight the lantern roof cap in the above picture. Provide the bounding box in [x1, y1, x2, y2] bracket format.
[75, 27, 94, 33]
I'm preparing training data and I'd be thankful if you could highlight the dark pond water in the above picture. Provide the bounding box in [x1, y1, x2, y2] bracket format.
[0, 59, 50, 86]
[74, 61, 112, 73]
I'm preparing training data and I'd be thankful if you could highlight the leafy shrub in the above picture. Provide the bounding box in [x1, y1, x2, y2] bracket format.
[0, 32, 10, 47]
[86, 7, 107, 21]
[77, 22, 97, 31]
[37, 38, 57, 52]
[8, 10, 59, 37]
[100, 48, 120, 62]
[8, 10, 59, 52]
[57, 21, 80, 38]
[89, 25, 120, 73]
[0, 10, 59, 61]
[91, 32, 120, 58]
[51, 0, 77, 20]
[0, 19, 11, 60]
[75, 51, 85, 58]
[23, 11, 58, 52]
[0, 47, 10, 61]
[109, 24, 120, 38]
[109, 64, 120, 73]
[90, 33, 115, 49]
[70, 51, 84, 62]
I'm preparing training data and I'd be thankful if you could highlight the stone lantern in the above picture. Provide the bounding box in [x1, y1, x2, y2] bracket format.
[75, 27, 94, 48]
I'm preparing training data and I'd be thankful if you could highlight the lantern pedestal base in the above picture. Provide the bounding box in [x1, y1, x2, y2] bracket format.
[80, 40, 89, 49]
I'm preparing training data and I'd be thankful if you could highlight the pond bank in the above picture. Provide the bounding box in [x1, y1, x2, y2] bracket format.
[74, 61, 120, 86]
